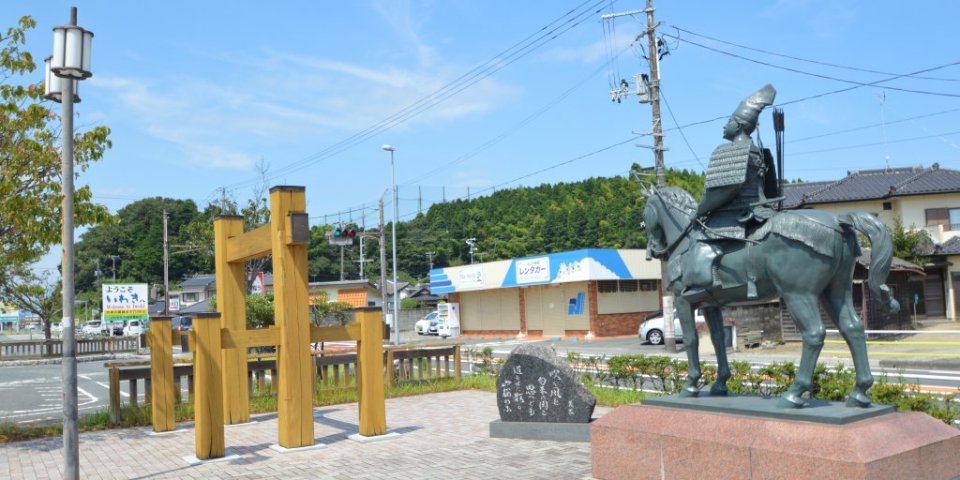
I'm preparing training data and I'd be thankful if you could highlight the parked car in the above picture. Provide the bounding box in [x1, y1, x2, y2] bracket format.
[51, 322, 63, 335]
[80, 321, 103, 336]
[172, 316, 192, 332]
[638, 309, 705, 345]
[414, 311, 439, 335]
[105, 321, 123, 336]
[122, 320, 144, 337]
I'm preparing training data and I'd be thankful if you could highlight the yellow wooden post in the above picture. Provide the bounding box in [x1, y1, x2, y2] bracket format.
[193, 312, 225, 460]
[270, 186, 314, 448]
[148, 316, 175, 432]
[214, 215, 251, 424]
[357, 308, 387, 436]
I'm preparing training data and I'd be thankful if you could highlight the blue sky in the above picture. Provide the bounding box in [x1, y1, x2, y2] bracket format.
[5, 1, 959, 272]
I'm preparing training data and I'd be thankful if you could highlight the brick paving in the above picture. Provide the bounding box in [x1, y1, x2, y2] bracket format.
[0, 390, 605, 480]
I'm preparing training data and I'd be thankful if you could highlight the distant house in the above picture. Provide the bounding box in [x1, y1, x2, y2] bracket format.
[406, 285, 444, 308]
[783, 164, 960, 321]
[309, 280, 384, 308]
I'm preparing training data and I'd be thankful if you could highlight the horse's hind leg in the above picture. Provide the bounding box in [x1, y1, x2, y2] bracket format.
[778, 293, 826, 409]
[675, 299, 701, 397]
[824, 277, 873, 407]
[704, 306, 729, 396]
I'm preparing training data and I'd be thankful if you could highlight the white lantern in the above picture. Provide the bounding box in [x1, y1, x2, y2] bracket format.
[43, 55, 80, 103]
[51, 24, 93, 80]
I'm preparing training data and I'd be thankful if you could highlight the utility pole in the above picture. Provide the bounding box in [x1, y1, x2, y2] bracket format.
[379, 197, 388, 325]
[163, 210, 170, 315]
[603, 0, 675, 351]
[425, 251, 435, 272]
[418, 186, 422, 215]
[644, 0, 675, 352]
[339, 245, 345, 281]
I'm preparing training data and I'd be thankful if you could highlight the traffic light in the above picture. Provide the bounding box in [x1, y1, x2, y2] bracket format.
[333, 226, 342, 237]
[345, 228, 357, 238]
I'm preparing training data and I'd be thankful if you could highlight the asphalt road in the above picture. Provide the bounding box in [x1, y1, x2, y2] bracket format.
[0, 361, 115, 425]
[1, 332, 958, 425]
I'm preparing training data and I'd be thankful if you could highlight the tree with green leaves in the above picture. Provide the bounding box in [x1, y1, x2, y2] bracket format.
[0, 265, 61, 339]
[178, 159, 273, 292]
[0, 16, 111, 272]
[74, 197, 205, 297]
[888, 216, 932, 266]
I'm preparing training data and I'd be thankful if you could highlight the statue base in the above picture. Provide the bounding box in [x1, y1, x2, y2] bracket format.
[591, 400, 960, 480]
[490, 419, 592, 443]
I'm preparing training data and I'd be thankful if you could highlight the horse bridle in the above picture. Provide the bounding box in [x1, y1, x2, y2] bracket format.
[647, 189, 696, 260]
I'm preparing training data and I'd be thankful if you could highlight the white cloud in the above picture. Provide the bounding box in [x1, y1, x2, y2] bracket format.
[90, 39, 517, 172]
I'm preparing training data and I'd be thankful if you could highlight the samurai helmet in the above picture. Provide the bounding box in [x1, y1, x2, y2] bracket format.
[723, 84, 776, 141]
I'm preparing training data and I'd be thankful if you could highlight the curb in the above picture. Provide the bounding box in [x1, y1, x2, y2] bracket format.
[0, 353, 141, 368]
[878, 358, 960, 372]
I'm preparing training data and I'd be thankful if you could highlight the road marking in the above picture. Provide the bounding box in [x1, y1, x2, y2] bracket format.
[94, 380, 129, 397]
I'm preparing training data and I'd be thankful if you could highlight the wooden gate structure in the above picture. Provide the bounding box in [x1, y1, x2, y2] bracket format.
[149, 186, 388, 460]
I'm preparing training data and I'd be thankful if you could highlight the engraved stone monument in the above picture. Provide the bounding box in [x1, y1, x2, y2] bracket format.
[490, 343, 596, 442]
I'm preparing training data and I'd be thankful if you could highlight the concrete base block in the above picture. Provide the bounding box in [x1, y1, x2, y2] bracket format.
[268, 442, 326, 453]
[490, 419, 592, 442]
[347, 432, 403, 443]
[143, 426, 189, 436]
[591, 403, 960, 480]
[182, 449, 241, 466]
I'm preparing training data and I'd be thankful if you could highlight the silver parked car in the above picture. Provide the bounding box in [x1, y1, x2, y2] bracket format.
[638, 309, 705, 345]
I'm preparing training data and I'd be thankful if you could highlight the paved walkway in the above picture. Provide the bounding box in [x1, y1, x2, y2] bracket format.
[1, 390, 606, 480]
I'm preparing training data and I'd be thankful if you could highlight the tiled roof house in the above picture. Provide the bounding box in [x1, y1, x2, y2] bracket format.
[783, 163, 960, 321]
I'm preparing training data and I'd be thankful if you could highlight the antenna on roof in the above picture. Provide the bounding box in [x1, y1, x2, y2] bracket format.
[878, 91, 891, 170]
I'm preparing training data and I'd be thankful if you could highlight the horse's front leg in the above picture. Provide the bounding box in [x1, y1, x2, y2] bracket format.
[675, 299, 701, 397]
[703, 306, 729, 396]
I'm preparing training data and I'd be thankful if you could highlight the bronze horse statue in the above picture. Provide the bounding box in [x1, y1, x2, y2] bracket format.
[641, 185, 900, 408]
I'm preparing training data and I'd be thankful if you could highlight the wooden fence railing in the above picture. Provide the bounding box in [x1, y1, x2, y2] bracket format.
[105, 343, 461, 423]
[0, 337, 138, 360]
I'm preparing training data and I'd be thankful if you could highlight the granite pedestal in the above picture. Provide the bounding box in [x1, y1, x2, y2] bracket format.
[591, 396, 960, 480]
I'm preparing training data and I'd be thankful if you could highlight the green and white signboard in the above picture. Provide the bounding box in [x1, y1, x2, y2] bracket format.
[102, 283, 149, 323]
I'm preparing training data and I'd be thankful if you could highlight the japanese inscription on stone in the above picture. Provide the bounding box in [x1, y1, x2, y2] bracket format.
[496, 344, 596, 423]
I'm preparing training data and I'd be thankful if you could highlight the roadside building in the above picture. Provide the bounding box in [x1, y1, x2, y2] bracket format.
[784, 164, 960, 321]
[308, 280, 385, 308]
[429, 248, 660, 338]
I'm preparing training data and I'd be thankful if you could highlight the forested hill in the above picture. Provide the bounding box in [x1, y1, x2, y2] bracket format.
[387, 167, 706, 279]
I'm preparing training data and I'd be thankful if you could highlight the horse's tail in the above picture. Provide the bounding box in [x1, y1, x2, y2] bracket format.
[841, 212, 901, 314]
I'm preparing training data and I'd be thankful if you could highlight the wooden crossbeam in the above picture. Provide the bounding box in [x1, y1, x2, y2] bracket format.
[220, 324, 374, 350]
[221, 327, 280, 350]
[224, 224, 271, 263]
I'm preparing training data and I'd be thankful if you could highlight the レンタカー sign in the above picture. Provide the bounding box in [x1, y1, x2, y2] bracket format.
[102, 283, 149, 323]
[516, 257, 550, 284]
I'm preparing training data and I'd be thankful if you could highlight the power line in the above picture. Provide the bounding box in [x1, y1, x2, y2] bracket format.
[401, 38, 639, 187]
[789, 129, 960, 157]
[792, 107, 960, 143]
[670, 26, 960, 83]
[663, 32, 960, 99]
[659, 88, 703, 168]
[216, 0, 611, 194]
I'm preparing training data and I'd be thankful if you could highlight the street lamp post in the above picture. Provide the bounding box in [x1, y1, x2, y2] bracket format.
[45, 7, 93, 480]
[109, 254, 119, 282]
[381, 145, 400, 345]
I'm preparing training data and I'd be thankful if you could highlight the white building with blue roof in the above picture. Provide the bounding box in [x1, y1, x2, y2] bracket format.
[429, 248, 661, 338]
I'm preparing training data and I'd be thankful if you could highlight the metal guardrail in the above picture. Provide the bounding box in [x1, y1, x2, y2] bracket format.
[104, 343, 461, 423]
[0, 337, 138, 360]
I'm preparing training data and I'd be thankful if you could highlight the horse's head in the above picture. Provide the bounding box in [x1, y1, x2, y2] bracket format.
[640, 186, 668, 260]
[640, 185, 696, 261]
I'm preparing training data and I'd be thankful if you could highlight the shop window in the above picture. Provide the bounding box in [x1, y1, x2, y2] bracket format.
[598, 280, 619, 293]
[639, 280, 658, 291]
